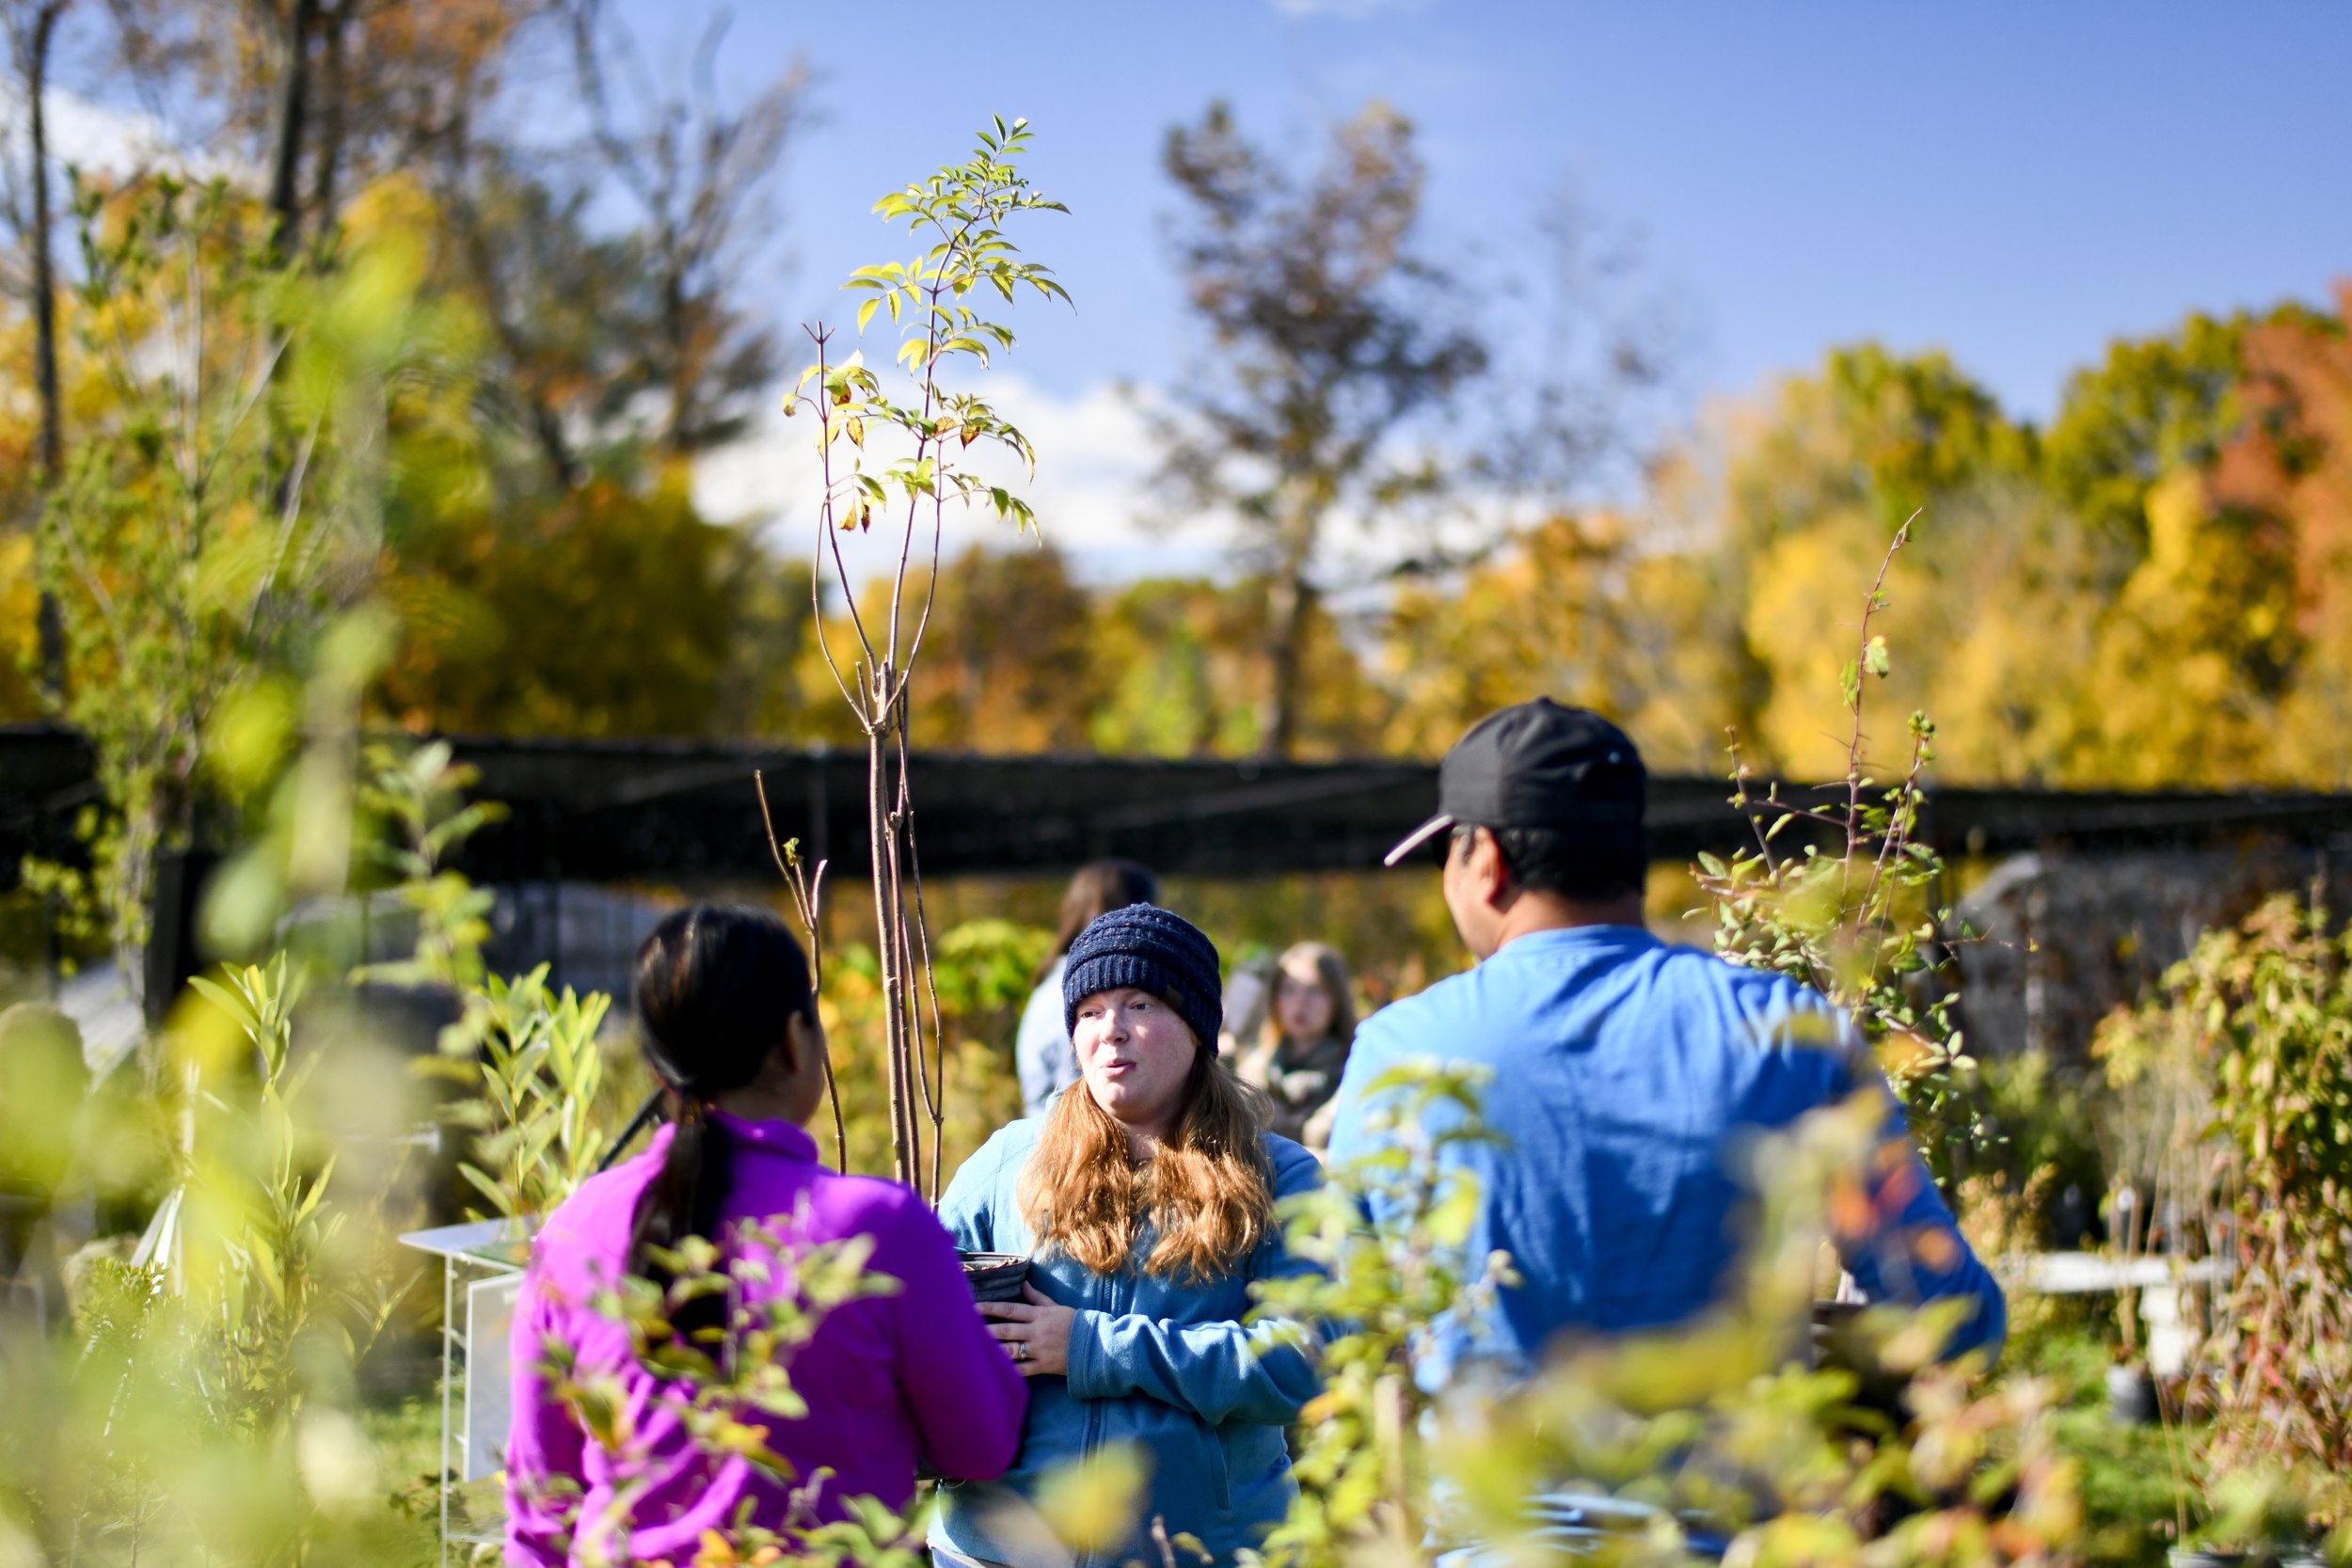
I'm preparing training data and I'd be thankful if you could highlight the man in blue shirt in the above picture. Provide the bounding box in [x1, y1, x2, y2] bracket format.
[1323, 699, 2004, 1376]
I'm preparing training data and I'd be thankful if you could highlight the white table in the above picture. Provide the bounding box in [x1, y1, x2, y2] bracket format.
[398, 1217, 535, 1565]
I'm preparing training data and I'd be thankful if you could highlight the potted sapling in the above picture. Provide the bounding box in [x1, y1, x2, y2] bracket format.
[755, 118, 1068, 1304]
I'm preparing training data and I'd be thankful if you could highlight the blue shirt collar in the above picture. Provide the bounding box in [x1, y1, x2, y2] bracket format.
[1486, 923, 1659, 960]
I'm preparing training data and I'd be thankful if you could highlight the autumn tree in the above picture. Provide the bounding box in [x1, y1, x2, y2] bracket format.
[37, 177, 470, 969]
[2212, 284, 2352, 784]
[903, 543, 1104, 754]
[1153, 101, 1485, 759]
[101, 0, 791, 484]
[2042, 309, 2266, 550]
[95, 0, 536, 249]
[1381, 507, 1743, 772]
[2035, 303, 2344, 786]
[2074, 469, 2301, 785]
[377, 473, 752, 738]
[560, 0, 806, 462]
[1085, 575, 1390, 759]
[3, 0, 815, 751]
[2, 0, 73, 697]
[1714, 345, 2040, 777]
[427, 148, 636, 487]
[335, 2, 810, 735]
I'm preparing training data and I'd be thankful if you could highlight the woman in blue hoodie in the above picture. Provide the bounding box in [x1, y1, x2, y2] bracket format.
[932, 906, 1322, 1568]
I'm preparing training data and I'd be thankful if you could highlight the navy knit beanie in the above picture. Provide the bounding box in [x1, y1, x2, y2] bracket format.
[1062, 905, 1224, 1054]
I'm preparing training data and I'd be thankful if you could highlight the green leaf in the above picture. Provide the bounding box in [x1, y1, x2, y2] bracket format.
[457, 1163, 517, 1218]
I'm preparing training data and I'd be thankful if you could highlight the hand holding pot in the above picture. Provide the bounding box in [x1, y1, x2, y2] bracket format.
[978, 1283, 1073, 1378]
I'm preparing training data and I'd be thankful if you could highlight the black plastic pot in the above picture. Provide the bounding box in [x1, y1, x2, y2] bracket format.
[1807, 1301, 1910, 1418]
[959, 1251, 1030, 1304]
[2106, 1362, 2160, 1426]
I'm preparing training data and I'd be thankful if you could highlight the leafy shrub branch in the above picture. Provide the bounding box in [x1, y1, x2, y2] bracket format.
[1695, 515, 1979, 1163]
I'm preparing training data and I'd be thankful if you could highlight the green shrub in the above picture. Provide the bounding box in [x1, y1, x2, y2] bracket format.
[2097, 895, 2352, 1499]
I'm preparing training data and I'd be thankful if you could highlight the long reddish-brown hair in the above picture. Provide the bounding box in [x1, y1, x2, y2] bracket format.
[1020, 1029, 1275, 1281]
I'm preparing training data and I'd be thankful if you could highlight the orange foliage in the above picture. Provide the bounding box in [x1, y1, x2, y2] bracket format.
[2216, 282, 2352, 643]
[2205, 283, 2352, 779]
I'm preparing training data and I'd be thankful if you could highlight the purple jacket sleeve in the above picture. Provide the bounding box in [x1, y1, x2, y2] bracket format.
[884, 1196, 1028, 1481]
[504, 1268, 585, 1568]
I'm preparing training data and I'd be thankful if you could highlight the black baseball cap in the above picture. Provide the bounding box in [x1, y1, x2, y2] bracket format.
[1383, 699, 1646, 866]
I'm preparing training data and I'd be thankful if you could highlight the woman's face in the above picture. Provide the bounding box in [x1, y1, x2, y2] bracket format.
[1274, 970, 1335, 1042]
[1072, 987, 1198, 1134]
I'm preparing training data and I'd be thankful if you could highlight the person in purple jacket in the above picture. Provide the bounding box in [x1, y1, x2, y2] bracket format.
[505, 906, 1026, 1566]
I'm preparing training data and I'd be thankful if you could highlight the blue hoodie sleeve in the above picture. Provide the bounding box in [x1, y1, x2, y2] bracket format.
[939, 1125, 1025, 1254]
[1063, 1143, 1325, 1426]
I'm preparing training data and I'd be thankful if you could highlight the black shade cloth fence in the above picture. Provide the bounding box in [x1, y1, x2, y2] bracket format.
[8, 724, 2352, 889]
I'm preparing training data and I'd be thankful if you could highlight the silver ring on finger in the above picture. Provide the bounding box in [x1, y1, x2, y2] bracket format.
[1013, 1340, 1029, 1362]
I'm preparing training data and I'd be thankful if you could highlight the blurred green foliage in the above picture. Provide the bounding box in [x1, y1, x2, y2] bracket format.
[2096, 895, 2352, 1497]
[25, 174, 471, 974]
[1243, 1066, 2090, 1568]
[0, 949, 426, 1564]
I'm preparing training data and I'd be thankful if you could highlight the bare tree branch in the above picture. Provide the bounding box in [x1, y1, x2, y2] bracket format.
[1152, 101, 1486, 758]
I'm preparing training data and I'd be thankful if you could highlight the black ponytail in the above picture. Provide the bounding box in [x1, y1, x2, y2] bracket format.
[627, 905, 816, 1335]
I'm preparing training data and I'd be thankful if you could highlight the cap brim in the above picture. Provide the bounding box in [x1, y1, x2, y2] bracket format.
[1382, 813, 1455, 867]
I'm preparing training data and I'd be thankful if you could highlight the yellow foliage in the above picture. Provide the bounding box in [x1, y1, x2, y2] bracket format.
[378, 469, 750, 738]
[1383, 512, 1745, 771]
[0, 533, 40, 722]
[2074, 469, 2301, 786]
[1741, 511, 1894, 780]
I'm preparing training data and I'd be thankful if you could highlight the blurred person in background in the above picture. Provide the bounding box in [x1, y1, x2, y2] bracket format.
[1016, 860, 1159, 1117]
[931, 905, 1322, 1568]
[506, 906, 1025, 1566]
[1212, 950, 1276, 1058]
[0, 1003, 92, 1333]
[1232, 942, 1358, 1151]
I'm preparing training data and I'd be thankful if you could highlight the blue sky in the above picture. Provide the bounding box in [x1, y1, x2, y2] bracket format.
[23, 2, 2349, 559]
[617, 0, 2352, 426]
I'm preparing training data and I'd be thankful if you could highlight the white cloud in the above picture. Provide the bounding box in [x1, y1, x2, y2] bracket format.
[691, 370, 1531, 597]
[692, 374, 1246, 585]
[0, 85, 243, 187]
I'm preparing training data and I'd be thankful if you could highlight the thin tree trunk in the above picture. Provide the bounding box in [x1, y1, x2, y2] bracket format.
[524, 398, 582, 490]
[308, 0, 345, 236]
[1256, 513, 1318, 759]
[446, 187, 584, 488]
[660, 238, 692, 456]
[26, 0, 69, 697]
[267, 0, 321, 257]
[866, 680, 916, 1189]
